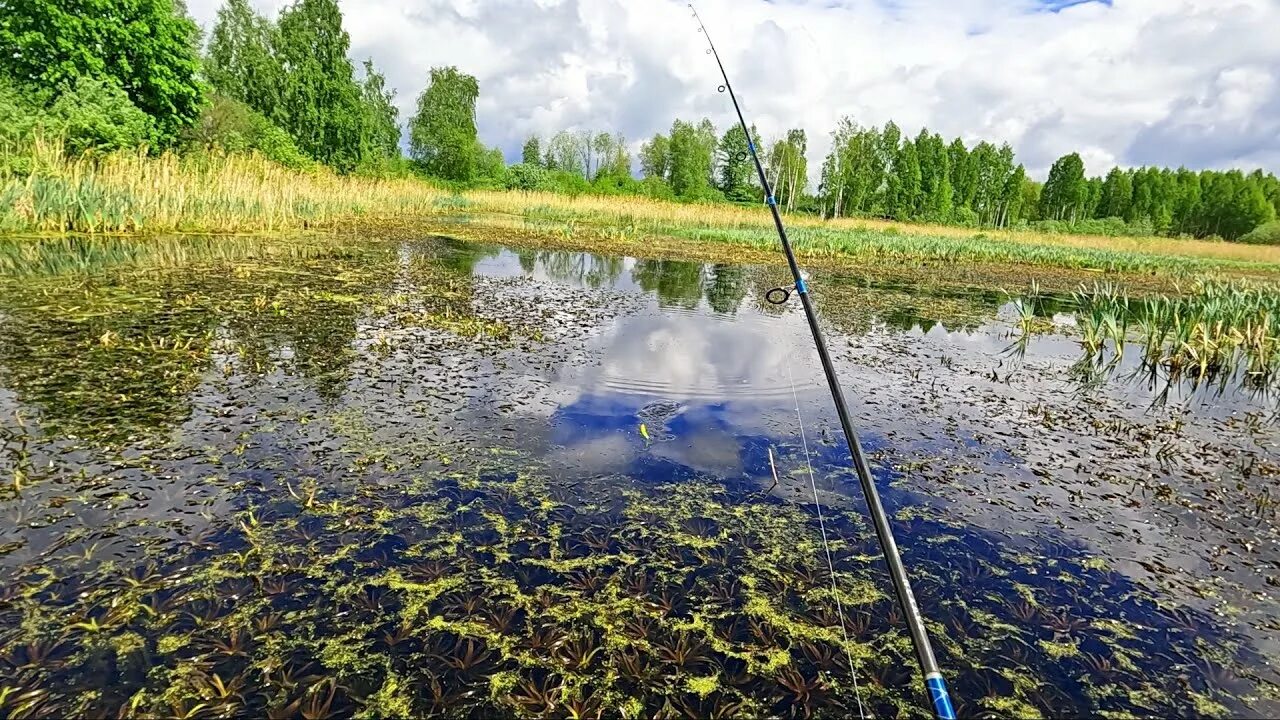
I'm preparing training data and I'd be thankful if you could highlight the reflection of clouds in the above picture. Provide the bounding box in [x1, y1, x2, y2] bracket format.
[536, 305, 835, 482]
[567, 310, 820, 402]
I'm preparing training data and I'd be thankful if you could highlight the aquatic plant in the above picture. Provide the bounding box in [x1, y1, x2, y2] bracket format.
[1072, 279, 1280, 389]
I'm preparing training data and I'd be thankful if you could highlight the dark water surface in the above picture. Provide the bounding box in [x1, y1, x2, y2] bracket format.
[0, 235, 1277, 718]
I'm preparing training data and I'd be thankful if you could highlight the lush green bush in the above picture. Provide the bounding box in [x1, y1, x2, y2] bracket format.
[504, 163, 547, 192]
[0, 0, 204, 144]
[353, 154, 417, 179]
[1030, 216, 1157, 238]
[949, 206, 980, 228]
[541, 170, 591, 197]
[183, 95, 312, 170]
[1240, 221, 1280, 246]
[1, 75, 154, 159]
[636, 177, 676, 202]
[0, 77, 39, 150]
[590, 173, 642, 196]
[47, 78, 156, 155]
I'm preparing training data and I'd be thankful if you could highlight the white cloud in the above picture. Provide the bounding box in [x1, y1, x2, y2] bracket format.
[185, 0, 1280, 181]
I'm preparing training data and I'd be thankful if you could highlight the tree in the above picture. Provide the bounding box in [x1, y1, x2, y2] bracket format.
[206, 0, 281, 114]
[182, 93, 312, 168]
[667, 119, 718, 200]
[275, 0, 365, 170]
[767, 129, 807, 212]
[408, 66, 480, 181]
[999, 165, 1028, 227]
[1040, 153, 1087, 222]
[0, 0, 204, 144]
[915, 130, 953, 221]
[639, 133, 671, 180]
[717, 124, 758, 202]
[592, 132, 630, 180]
[357, 59, 401, 165]
[522, 136, 541, 166]
[473, 143, 507, 184]
[546, 130, 587, 177]
[891, 140, 922, 220]
[948, 138, 977, 211]
[1097, 167, 1132, 219]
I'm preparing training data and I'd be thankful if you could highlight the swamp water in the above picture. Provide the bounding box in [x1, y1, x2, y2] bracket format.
[0, 234, 1277, 718]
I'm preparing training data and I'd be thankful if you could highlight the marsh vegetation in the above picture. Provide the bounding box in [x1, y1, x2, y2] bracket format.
[1, 235, 1278, 718]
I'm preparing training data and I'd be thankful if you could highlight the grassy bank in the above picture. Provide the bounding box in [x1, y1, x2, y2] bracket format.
[4, 145, 1280, 278]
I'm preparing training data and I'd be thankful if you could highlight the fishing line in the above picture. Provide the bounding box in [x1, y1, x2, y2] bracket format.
[785, 358, 868, 720]
[688, 4, 957, 718]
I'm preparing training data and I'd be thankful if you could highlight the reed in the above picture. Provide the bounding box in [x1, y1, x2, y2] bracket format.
[4, 141, 1280, 276]
[0, 138, 455, 234]
[1073, 280, 1280, 385]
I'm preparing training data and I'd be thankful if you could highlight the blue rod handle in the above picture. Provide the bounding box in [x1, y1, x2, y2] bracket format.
[927, 673, 957, 720]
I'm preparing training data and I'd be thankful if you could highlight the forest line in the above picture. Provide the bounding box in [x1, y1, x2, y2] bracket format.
[1, 0, 1277, 243]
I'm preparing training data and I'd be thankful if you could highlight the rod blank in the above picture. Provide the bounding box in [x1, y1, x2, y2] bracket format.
[687, 5, 957, 719]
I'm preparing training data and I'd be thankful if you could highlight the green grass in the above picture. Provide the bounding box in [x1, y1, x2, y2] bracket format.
[1069, 280, 1280, 387]
[5, 140, 1280, 279]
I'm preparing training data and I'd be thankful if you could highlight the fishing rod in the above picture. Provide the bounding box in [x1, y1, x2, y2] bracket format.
[687, 5, 957, 719]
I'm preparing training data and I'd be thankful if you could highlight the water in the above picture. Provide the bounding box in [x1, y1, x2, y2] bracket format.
[0, 234, 1277, 718]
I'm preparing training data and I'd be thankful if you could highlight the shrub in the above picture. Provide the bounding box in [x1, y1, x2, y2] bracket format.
[949, 206, 979, 228]
[183, 95, 312, 170]
[637, 177, 676, 202]
[46, 77, 155, 155]
[1240, 221, 1280, 246]
[1, 75, 153, 157]
[504, 162, 547, 192]
[542, 170, 590, 197]
[0, 76, 41, 150]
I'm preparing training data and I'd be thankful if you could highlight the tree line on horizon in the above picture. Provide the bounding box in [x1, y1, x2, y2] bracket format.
[1, 0, 1277, 242]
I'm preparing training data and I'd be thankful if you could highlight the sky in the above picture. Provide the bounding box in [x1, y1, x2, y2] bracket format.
[184, 0, 1280, 181]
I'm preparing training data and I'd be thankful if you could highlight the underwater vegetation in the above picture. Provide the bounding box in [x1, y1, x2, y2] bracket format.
[0, 452, 1264, 719]
[0, 234, 1276, 719]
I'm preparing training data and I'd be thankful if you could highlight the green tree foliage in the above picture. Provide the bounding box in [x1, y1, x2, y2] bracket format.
[356, 59, 402, 170]
[505, 163, 546, 191]
[0, 0, 204, 144]
[667, 119, 718, 200]
[274, 0, 365, 171]
[48, 77, 157, 155]
[182, 94, 312, 169]
[206, 0, 281, 112]
[1040, 153, 1087, 222]
[1098, 167, 1132, 220]
[545, 130, 587, 177]
[915, 130, 953, 221]
[353, 58, 401, 174]
[890, 141, 922, 220]
[408, 66, 479, 181]
[473, 143, 507, 186]
[206, 0, 397, 173]
[0, 75, 154, 157]
[639, 134, 671, 181]
[716, 124, 757, 203]
[592, 132, 631, 180]
[522, 136, 541, 166]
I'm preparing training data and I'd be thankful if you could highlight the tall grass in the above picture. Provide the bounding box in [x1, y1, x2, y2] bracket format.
[4, 141, 1280, 275]
[0, 139, 456, 234]
[1072, 280, 1280, 386]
